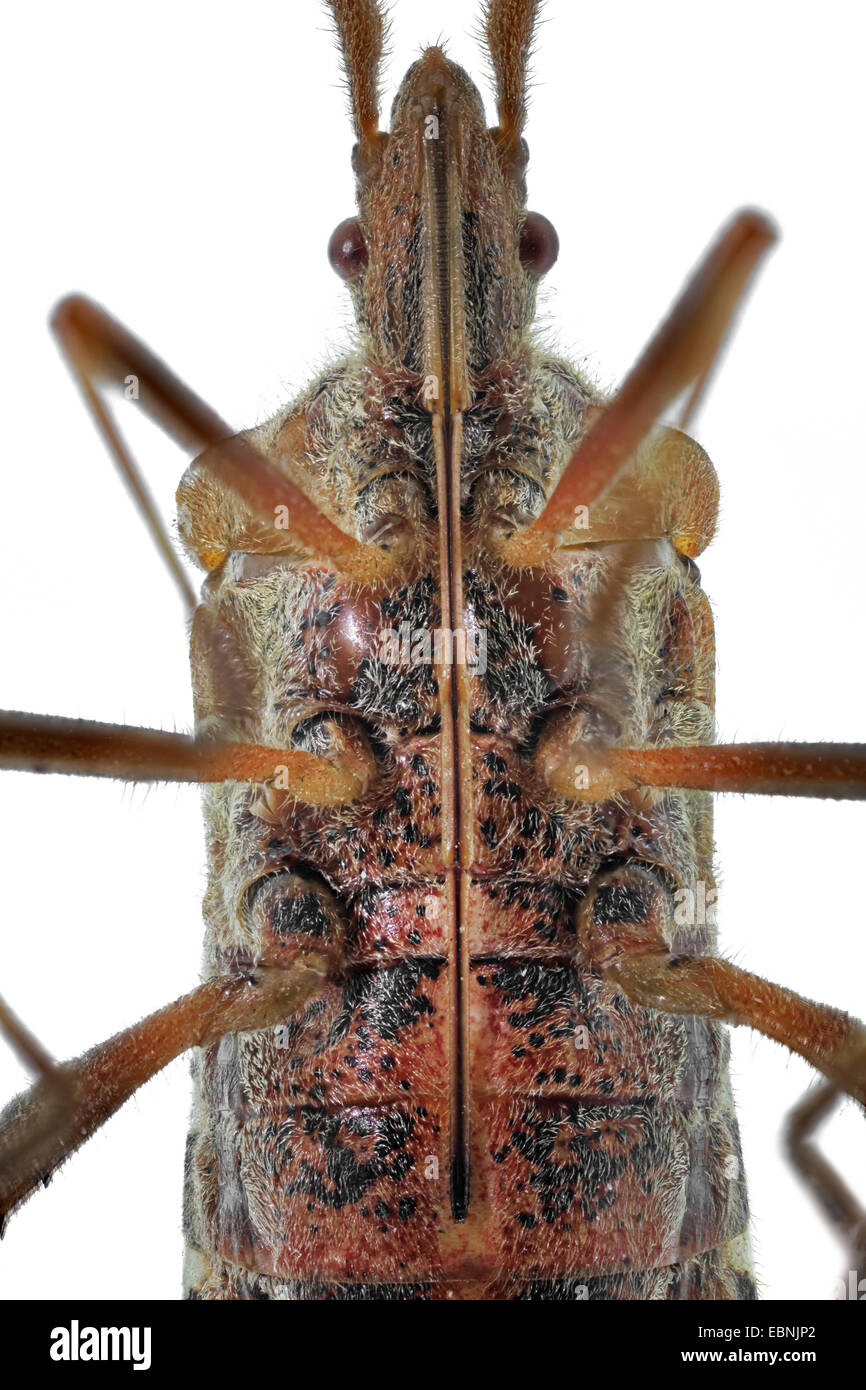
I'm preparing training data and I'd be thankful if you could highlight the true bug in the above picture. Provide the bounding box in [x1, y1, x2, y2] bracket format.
[1, 2, 866, 1301]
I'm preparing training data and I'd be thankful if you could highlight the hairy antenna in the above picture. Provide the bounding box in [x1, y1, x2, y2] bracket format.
[483, 0, 542, 148]
[326, 0, 388, 161]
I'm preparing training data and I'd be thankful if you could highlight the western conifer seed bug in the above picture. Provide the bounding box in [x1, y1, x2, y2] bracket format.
[1, 0, 866, 1301]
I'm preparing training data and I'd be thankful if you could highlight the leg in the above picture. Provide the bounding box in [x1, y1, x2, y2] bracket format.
[786, 1072, 866, 1272]
[580, 868, 866, 1276]
[500, 210, 775, 566]
[52, 296, 382, 584]
[0, 997, 73, 1234]
[579, 865, 866, 1107]
[0, 954, 335, 1230]
[0, 711, 375, 806]
[538, 737, 866, 803]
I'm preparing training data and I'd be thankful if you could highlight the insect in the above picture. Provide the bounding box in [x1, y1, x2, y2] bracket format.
[1, 2, 866, 1301]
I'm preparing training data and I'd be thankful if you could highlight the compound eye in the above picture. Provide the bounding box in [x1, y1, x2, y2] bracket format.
[519, 211, 559, 275]
[328, 217, 368, 280]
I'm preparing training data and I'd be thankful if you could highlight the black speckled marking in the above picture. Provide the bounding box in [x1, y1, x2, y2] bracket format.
[282, 1106, 416, 1211]
[330, 958, 443, 1046]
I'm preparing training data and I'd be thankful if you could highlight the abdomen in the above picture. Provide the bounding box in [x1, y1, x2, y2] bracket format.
[182, 782, 754, 1300]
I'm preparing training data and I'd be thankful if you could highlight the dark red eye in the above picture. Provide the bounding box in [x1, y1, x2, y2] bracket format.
[519, 211, 559, 275]
[328, 217, 368, 280]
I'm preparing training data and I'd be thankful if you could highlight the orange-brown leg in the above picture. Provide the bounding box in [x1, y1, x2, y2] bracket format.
[52, 296, 382, 584]
[539, 737, 866, 803]
[612, 954, 865, 1103]
[0, 955, 335, 1232]
[0, 997, 73, 1234]
[0, 710, 375, 806]
[499, 210, 775, 567]
[579, 866, 866, 1270]
[580, 865, 866, 1102]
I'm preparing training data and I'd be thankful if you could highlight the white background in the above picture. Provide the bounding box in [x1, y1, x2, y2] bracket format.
[0, 0, 864, 1301]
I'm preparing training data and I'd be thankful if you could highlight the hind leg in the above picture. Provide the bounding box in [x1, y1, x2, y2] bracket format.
[0, 953, 336, 1232]
[786, 1059, 866, 1276]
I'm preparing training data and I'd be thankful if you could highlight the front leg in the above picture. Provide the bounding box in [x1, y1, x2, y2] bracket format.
[52, 296, 383, 588]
